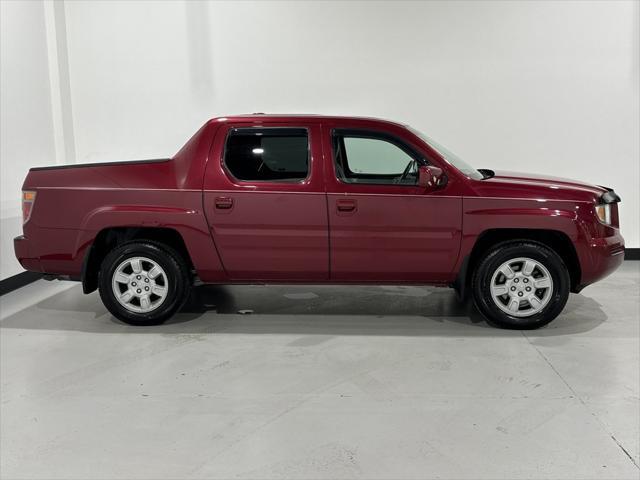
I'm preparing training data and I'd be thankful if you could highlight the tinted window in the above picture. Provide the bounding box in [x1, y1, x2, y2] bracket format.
[334, 133, 419, 185]
[224, 128, 309, 182]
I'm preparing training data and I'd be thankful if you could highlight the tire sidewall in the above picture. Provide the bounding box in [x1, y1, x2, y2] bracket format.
[99, 242, 188, 325]
[473, 242, 570, 329]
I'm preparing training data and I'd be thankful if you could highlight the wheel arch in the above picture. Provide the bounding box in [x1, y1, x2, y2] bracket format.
[82, 227, 194, 294]
[454, 228, 581, 299]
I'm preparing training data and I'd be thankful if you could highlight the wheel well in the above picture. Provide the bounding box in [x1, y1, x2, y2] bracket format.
[82, 227, 194, 294]
[459, 229, 581, 296]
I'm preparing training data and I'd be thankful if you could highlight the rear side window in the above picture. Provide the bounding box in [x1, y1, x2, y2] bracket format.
[224, 128, 309, 182]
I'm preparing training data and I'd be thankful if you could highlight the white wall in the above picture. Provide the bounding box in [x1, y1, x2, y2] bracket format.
[0, 0, 57, 279]
[63, 0, 640, 246]
[1, 0, 638, 280]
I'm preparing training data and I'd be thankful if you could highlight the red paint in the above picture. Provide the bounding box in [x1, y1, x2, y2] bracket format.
[14, 115, 624, 292]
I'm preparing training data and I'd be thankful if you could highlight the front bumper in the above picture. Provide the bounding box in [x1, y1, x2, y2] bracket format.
[575, 231, 625, 291]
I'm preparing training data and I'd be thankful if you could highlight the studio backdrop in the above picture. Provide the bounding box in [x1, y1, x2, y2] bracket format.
[1, 0, 638, 280]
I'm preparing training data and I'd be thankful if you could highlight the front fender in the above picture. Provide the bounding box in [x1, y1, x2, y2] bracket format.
[453, 198, 586, 291]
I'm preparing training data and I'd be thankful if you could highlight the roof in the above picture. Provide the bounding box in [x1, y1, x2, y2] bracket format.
[208, 114, 406, 127]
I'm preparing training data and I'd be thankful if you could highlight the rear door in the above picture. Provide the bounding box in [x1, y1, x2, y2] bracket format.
[203, 122, 328, 281]
[324, 125, 462, 283]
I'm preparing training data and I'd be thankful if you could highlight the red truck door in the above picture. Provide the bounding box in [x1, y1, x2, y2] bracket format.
[323, 125, 462, 283]
[203, 122, 328, 281]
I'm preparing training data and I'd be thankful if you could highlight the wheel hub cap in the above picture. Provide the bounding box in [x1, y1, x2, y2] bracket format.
[489, 257, 553, 317]
[111, 257, 168, 313]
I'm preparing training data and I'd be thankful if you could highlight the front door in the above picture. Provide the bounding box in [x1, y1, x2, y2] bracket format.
[325, 127, 462, 283]
[203, 122, 328, 281]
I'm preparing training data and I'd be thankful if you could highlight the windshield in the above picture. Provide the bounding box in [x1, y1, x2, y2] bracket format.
[408, 127, 484, 180]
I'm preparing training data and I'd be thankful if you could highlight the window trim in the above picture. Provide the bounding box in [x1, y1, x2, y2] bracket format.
[222, 126, 312, 184]
[331, 128, 428, 187]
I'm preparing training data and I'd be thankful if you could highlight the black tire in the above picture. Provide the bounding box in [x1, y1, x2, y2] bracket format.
[471, 241, 570, 329]
[98, 241, 191, 325]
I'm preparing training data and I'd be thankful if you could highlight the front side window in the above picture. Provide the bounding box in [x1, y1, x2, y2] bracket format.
[224, 128, 309, 182]
[333, 132, 420, 185]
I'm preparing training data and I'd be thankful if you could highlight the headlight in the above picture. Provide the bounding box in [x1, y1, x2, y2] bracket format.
[595, 203, 611, 225]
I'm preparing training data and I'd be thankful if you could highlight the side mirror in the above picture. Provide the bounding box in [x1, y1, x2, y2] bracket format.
[418, 165, 445, 189]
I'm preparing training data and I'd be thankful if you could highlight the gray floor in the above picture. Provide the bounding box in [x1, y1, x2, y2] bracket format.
[1, 263, 638, 480]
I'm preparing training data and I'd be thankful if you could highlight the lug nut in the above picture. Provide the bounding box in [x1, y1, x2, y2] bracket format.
[523, 278, 528, 283]
[518, 292, 523, 297]
[145, 286, 149, 291]
[137, 275, 141, 280]
[137, 289, 141, 293]
[144, 278, 149, 283]
[511, 286, 516, 291]
[131, 282, 136, 286]
[514, 278, 519, 283]
[526, 287, 531, 292]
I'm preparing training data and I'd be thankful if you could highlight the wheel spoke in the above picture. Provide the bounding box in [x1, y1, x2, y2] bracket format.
[140, 296, 151, 310]
[130, 258, 142, 274]
[148, 266, 162, 279]
[120, 290, 134, 304]
[499, 264, 515, 279]
[114, 273, 130, 284]
[529, 296, 542, 310]
[492, 285, 509, 296]
[508, 298, 520, 312]
[534, 278, 551, 289]
[151, 285, 166, 297]
[522, 260, 535, 276]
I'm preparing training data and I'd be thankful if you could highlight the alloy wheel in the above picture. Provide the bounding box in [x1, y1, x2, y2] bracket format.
[111, 256, 168, 313]
[489, 257, 553, 317]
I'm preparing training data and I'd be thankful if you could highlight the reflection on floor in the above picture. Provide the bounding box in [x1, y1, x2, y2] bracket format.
[1, 262, 638, 479]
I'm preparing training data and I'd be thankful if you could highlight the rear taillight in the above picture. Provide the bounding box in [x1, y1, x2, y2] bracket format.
[22, 190, 36, 224]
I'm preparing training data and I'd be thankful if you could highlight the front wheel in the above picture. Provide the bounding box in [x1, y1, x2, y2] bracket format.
[471, 241, 570, 329]
[98, 241, 191, 325]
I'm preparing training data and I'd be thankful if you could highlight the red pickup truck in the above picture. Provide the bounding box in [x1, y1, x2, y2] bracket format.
[14, 114, 624, 328]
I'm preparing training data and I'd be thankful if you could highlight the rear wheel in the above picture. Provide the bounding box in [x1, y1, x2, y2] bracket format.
[98, 241, 191, 325]
[472, 241, 570, 329]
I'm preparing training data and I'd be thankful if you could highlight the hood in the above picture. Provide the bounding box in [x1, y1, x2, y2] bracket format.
[471, 170, 609, 202]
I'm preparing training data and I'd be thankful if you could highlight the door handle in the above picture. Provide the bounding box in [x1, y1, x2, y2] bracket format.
[336, 199, 356, 212]
[215, 196, 233, 209]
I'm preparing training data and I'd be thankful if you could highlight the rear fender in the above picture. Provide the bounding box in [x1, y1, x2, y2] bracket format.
[76, 204, 226, 286]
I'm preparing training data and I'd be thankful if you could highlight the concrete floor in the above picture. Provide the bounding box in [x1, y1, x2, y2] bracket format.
[1, 263, 638, 480]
